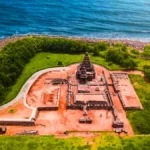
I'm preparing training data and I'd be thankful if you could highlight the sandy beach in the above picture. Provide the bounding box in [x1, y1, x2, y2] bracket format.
[0, 35, 150, 51]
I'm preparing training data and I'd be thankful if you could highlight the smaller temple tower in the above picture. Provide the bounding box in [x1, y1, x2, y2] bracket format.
[76, 52, 95, 82]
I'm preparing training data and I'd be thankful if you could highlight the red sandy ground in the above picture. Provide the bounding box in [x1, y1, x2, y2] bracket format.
[27, 70, 68, 107]
[108, 86, 134, 135]
[1, 64, 142, 136]
[0, 99, 32, 119]
[111, 72, 143, 109]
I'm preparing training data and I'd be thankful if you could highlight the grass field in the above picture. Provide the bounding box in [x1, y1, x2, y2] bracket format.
[136, 57, 150, 71]
[4, 52, 121, 105]
[127, 75, 150, 134]
[0, 133, 150, 150]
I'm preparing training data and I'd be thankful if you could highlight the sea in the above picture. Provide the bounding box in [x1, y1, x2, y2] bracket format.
[0, 0, 150, 41]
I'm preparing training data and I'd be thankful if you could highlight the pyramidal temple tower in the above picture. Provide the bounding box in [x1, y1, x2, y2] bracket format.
[76, 52, 95, 82]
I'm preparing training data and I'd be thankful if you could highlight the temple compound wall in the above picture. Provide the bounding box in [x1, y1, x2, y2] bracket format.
[0, 52, 143, 134]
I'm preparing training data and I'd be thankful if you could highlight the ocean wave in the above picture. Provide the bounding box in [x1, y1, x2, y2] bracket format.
[1, 33, 150, 43]
[0, 0, 150, 40]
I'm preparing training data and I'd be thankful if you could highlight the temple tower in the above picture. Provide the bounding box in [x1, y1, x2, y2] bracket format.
[76, 52, 95, 82]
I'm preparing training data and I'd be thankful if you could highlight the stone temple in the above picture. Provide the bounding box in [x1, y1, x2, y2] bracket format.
[76, 52, 95, 82]
[0, 52, 143, 135]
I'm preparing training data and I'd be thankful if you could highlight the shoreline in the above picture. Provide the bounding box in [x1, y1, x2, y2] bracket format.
[0, 35, 150, 51]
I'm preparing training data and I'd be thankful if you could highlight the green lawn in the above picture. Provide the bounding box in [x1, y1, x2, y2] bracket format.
[136, 57, 150, 71]
[0, 135, 88, 150]
[127, 75, 150, 134]
[0, 134, 150, 150]
[4, 52, 121, 105]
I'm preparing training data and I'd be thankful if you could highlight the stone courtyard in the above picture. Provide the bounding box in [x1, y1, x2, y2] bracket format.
[0, 53, 143, 135]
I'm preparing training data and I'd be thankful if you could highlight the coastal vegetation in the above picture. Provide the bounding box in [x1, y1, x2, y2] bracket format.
[142, 45, 150, 57]
[105, 47, 137, 70]
[0, 36, 149, 104]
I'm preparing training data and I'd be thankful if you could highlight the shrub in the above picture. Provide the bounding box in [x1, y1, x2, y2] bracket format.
[93, 46, 100, 56]
[96, 42, 108, 51]
[122, 45, 127, 52]
[122, 58, 137, 70]
[143, 65, 150, 79]
[106, 48, 123, 63]
[131, 49, 140, 55]
[142, 45, 150, 56]
[57, 61, 63, 66]
[8, 108, 16, 113]
[106, 47, 137, 69]
[108, 62, 112, 66]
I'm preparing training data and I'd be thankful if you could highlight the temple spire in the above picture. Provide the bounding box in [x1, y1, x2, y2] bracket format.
[76, 52, 95, 82]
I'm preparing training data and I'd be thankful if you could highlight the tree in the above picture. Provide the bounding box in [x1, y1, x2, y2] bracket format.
[143, 45, 150, 56]
[106, 47, 137, 69]
[0, 84, 5, 101]
[57, 61, 63, 66]
[96, 42, 108, 51]
[106, 48, 123, 63]
[122, 58, 137, 70]
[143, 65, 150, 79]
[93, 46, 100, 56]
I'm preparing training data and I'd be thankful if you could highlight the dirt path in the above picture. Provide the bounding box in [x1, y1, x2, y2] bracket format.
[127, 70, 144, 77]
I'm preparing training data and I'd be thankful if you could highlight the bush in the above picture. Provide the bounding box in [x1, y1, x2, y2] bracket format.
[57, 61, 63, 66]
[95, 42, 108, 51]
[93, 46, 100, 56]
[131, 49, 140, 55]
[121, 45, 127, 52]
[113, 43, 127, 52]
[8, 108, 16, 113]
[105, 47, 137, 69]
[106, 48, 123, 63]
[142, 45, 150, 56]
[108, 62, 112, 66]
[143, 65, 150, 79]
[122, 58, 137, 70]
